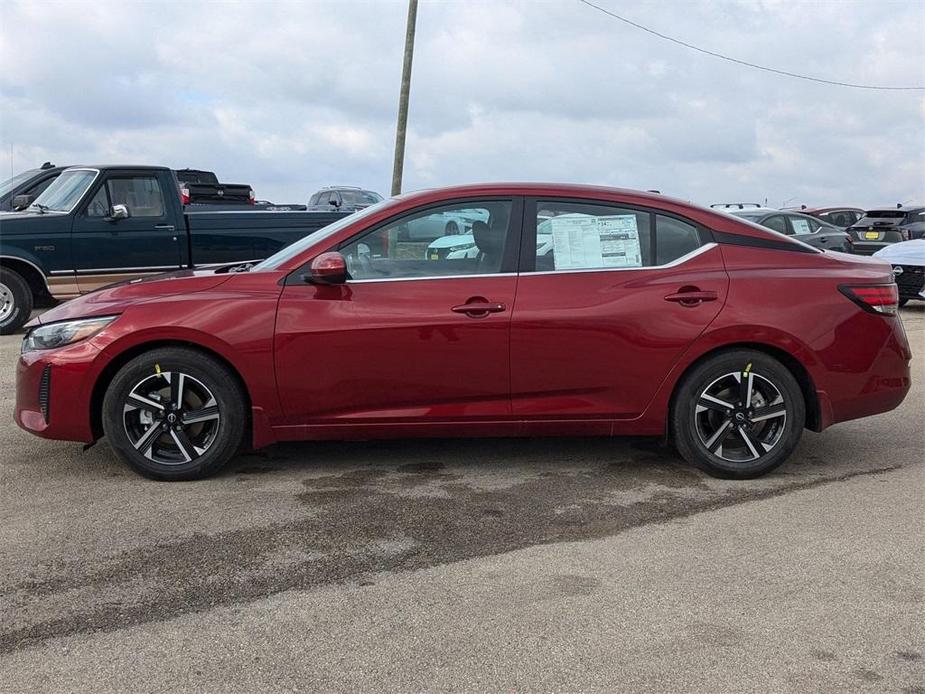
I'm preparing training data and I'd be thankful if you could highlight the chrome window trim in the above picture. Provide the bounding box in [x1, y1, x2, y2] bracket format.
[74, 266, 180, 273]
[347, 272, 517, 284]
[526, 242, 717, 276]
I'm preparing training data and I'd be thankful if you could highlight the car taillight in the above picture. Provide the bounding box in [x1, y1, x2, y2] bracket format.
[180, 187, 190, 205]
[839, 284, 899, 316]
[248, 188, 255, 205]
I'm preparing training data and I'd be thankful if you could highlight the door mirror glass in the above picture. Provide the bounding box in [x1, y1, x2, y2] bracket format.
[11, 194, 32, 210]
[308, 252, 347, 284]
[109, 204, 130, 220]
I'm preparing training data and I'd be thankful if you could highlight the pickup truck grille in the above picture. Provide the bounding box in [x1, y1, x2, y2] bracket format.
[38, 364, 52, 423]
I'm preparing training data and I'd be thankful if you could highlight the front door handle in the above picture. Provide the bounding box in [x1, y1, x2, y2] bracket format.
[451, 300, 506, 318]
[155, 224, 176, 231]
[664, 289, 718, 306]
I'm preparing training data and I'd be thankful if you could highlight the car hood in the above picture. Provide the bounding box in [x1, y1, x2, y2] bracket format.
[428, 233, 475, 249]
[29, 268, 233, 326]
[873, 240, 925, 264]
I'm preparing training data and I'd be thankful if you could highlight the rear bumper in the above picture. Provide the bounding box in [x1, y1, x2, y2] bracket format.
[815, 314, 912, 429]
[15, 341, 101, 443]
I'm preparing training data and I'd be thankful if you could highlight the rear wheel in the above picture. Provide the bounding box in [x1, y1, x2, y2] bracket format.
[102, 347, 246, 480]
[671, 350, 805, 479]
[0, 268, 33, 335]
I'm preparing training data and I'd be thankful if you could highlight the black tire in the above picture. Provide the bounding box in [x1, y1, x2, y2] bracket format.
[102, 347, 247, 481]
[671, 349, 805, 479]
[0, 267, 34, 335]
[898, 298, 909, 308]
[444, 221, 459, 236]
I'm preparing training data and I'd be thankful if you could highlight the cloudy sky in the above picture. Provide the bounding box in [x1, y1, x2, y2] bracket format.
[1, 0, 923, 208]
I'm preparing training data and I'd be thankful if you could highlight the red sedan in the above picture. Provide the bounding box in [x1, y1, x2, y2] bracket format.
[15, 184, 911, 480]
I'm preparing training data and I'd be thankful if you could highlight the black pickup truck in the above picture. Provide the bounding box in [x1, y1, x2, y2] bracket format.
[175, 168, 254, 205]
[0, 165, 349, 333]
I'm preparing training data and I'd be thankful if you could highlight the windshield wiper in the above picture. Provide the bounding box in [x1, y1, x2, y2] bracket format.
[229, 262, 255, 273]
[30, 203, 50, 214]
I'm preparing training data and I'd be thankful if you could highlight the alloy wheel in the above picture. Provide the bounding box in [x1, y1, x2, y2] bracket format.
[694, 370, 788, 463]
[122, 371, 221, 465]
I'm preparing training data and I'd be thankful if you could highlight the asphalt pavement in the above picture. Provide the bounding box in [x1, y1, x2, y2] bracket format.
[1, 304, 923, 692]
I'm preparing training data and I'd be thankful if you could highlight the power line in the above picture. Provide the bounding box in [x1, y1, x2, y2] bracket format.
[577, 0, 925, 91]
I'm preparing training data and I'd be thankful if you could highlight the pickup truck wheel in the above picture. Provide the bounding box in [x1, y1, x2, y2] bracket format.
[671, 350, 805, 479]
[102, 347, 246, 481]
[0, 268, 33, 335]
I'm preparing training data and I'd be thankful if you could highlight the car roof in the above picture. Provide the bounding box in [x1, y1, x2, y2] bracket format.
[799, 206, 864, 213]
[63, 165, 172, 172]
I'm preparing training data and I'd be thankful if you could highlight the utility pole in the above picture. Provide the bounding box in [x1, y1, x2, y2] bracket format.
[391, 0, 418, 196]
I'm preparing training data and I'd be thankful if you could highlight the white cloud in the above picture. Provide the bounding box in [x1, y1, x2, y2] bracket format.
[0, 0, 922, 208]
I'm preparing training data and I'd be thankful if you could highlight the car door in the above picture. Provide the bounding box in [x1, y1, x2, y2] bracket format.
[274, 197, 523, 432]
[510, 199, 728, 433]
[786, 214, 846, 251]
[71, 172, 183, 292]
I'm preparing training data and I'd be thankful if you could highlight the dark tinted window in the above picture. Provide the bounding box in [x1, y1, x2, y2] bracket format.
[656, 215, 701, 264]
[25, 176, 56, 199]
[763, 215, 789, 234]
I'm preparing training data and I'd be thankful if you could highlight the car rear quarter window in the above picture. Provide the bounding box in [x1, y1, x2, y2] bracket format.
[655, 215, 701, 264]
[762, 215, 789, 235]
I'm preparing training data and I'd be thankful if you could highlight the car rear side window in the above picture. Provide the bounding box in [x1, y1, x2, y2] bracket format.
[763, 215, 789, 235]
[532, 202, 652, 272]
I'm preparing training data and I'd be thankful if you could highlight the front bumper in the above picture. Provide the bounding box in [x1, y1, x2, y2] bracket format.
[893, 264, 925, 300]
[15, 339, 104, 443]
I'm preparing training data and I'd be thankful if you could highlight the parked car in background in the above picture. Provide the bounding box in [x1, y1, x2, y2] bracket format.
[723, 208, 853, 252]
[175, 169, 255, 206]
[874, 239, 925, 306]
[0, 166, 348, 334]
[0, 163, 66, 212]
[309, 186, 383, 212]
[14, 184, 910, 482]
[795, 207, 864, 229]
[847, 207, 925, 255]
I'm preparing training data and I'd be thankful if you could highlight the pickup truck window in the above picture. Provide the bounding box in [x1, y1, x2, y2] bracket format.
[108, 177, 165, 217]
[31, 169, 98, 212]
[86, 186, 110, 217]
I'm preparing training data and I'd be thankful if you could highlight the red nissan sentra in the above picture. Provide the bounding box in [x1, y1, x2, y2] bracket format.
[15, 184, 911, 481]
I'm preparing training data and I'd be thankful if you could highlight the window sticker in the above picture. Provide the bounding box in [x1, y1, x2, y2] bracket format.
[550, 214, 642, 270]
[790, 218, 812, 234]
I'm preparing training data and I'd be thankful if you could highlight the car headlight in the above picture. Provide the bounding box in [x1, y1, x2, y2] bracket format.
[22, 316, 118, 353]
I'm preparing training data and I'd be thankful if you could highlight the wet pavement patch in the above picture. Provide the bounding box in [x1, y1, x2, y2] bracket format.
[0, 437, 904, 654]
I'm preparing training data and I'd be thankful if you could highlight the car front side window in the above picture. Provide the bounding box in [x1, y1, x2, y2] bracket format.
[339, 200, 515, 281]
[763, 215, 790, 235]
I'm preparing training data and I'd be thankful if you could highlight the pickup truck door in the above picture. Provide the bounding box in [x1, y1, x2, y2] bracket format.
[71, 172, 184, 292]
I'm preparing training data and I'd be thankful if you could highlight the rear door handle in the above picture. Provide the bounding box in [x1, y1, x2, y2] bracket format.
[664, 289, 718, 305]
[451, 301, 506, 317]
[155, 224, 176, 231]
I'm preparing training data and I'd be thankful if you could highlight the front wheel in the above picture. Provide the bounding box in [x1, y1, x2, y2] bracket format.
[671, 350, 805, 479]
[0, 268, 34, 335]
[102, 347, 246, 480]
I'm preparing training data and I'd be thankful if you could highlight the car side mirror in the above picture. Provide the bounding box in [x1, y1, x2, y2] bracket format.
[307, 252, 347, 285]
[12, 194, 33, 210]
[109, 204, 130, 221]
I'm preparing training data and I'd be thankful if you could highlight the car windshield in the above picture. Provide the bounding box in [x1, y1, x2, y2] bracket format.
[0, 168, 41, 197]
[339, 190, 383, 205]
[251, 199, 393, 271]
[30, 169, 97, 212]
